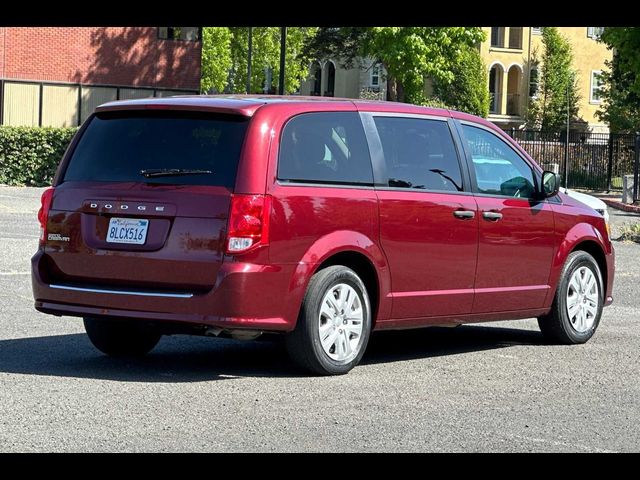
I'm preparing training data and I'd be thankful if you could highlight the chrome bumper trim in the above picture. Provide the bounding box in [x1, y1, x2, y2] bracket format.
[49, 284, 194, 298]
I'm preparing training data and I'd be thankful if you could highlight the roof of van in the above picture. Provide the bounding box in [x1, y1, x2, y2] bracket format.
[94, 94, 491, 127]
[95, 94, 443, 114]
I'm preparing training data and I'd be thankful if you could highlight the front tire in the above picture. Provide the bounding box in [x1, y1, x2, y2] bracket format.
[286, 266, 372, 375]
[538, 251, 604, 344]
[83, 317, 161, 356]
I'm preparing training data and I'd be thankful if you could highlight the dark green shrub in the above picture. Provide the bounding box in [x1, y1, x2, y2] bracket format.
[432, 45, 490, 118]
[0, 126, 78, 187]
[417, 96, 455, 110]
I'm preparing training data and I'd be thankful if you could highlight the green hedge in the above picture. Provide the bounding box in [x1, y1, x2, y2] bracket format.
[0, 126, 78, 187]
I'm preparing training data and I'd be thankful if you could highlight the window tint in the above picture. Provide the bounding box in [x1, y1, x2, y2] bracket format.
[462, 125, 536, 198]
[278, 112, 373, 185]
[63, 111, 247, 187]
[374, 117, 463, 192]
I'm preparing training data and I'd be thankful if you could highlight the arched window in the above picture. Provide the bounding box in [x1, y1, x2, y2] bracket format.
[324, 62, 336, 97]
[488, 64, 503, 114]
[506, 65, 522, 115]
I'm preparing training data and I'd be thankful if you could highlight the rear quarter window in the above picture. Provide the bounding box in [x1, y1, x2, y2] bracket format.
[62, 111, 248, 187]
[277, 112, 373, 185]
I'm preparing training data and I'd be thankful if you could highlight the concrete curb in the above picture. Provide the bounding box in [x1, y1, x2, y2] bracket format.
[602, 199, 640, 214]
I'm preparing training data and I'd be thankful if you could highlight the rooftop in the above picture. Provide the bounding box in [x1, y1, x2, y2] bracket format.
[93, 95, 500, 132]
[96, 94, 453, 116]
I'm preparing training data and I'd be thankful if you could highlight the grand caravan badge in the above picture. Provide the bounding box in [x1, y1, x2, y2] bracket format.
[47, 233, 70, 242]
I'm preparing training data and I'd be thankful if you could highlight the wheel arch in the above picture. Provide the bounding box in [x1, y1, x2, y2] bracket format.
[314, 250, 381, 328]
[570, 240, 608, 295]
[285, 230, 392, 329]
[547, 222, 609, 307]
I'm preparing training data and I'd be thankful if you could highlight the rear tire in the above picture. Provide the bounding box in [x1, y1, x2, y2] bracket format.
[538, 251, 604, 344]
[83, 317, 161, 356]
[286, 266, 372, 375]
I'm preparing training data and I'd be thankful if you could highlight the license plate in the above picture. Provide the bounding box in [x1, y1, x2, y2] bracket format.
[106, 217, 149, 245]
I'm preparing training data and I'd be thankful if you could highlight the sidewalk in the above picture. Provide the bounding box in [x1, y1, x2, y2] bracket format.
[590, 192, 640, 214]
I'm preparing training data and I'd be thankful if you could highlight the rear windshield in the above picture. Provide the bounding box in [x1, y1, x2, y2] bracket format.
[62, 111, 248, 187]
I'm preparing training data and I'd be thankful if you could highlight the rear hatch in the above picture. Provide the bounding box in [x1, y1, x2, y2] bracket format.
[43, 109, 249, 293]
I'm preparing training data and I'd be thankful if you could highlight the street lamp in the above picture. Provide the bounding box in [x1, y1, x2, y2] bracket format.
[246, 27, 253, 94]
[563, 73, 574, 189]
[278, 27, 286, 95]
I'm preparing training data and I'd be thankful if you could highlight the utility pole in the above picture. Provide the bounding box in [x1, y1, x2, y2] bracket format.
[278, 27, 287, 95]
[246, 27, 253, 94]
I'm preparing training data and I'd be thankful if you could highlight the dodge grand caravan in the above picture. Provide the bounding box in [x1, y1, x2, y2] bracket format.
[31, 96, 615, 375]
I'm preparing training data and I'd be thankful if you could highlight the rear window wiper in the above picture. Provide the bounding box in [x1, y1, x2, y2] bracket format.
[140, 168, 213, 178]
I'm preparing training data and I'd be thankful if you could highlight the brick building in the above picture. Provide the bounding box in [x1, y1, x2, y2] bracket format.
[0, 27, 202, 127]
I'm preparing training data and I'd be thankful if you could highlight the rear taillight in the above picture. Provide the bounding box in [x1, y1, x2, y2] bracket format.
[226, 194, 271, 254]
[37, 187, 55, 246]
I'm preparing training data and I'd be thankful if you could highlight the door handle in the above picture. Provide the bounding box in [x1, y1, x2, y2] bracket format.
[482, 211, 503, 221]
[453, 209, 475, 219]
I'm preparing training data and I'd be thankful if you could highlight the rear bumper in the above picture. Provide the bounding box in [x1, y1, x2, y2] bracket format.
[31, 250, 300, 332]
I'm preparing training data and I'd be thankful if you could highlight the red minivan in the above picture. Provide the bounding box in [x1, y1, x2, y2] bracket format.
[31, 96, 615, 375]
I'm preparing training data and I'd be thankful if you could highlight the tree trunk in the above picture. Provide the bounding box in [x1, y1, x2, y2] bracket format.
[396, 81, 405, 103]
[385, 71, 405, 103]
[387, 74, 398, 102]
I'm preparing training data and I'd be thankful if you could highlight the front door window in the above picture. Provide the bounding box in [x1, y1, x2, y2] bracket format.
[461, 124, 536, 198]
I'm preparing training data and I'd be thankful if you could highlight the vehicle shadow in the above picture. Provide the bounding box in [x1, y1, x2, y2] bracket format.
[0, 324, 544, 382]
[0, 333, 292, 383]
[363, 324, 544, 365]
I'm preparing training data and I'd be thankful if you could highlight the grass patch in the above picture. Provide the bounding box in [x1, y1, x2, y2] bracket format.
[616, 222, 640, 243]
[611, 177, 623, 189]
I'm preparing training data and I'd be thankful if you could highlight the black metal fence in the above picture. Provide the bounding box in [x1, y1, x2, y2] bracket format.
[507, 129, 639, 197]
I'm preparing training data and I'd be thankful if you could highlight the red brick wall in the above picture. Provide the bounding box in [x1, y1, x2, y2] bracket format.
[1, 27, 201, 90]
[0, 28, 6, 78]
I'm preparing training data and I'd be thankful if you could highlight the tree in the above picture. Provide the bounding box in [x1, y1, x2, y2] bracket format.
[201, 27, 317, 95]
[596, 27, 640, 133]
[432, 45, 490, 117]
[304, 27, 486, 105]
[526, 27, 581, 131]
[200, 27, 232, 93]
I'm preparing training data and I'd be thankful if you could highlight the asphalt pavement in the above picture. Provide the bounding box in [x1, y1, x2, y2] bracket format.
[1, 186, 639, 452]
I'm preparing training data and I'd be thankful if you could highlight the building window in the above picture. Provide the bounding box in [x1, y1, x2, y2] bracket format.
[587, 27, 604, 39]
[158, 27, 201, 41]
[529, 64, 539, 98]
[488, 64, 503, 114]
[490, 27, 505, 48]
[370, 64, 380, 88]
[508, 27, 523, 50]
[532, 27, 542, 35]
[310, 62, 321, 96]
[590, 70, 603, 104]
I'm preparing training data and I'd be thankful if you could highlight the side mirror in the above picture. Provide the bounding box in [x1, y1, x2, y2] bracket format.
[541, 170, 560, 198]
